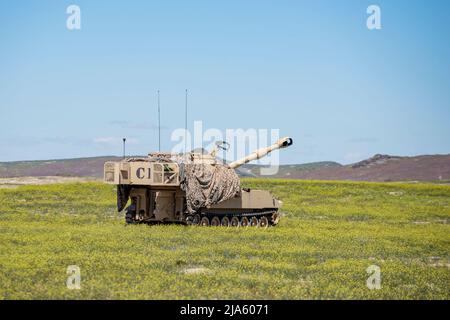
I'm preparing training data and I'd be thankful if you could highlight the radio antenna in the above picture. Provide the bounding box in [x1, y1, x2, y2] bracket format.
[185, 89, 188, 154]
[122, 138, 126, 159]
[158, 90, 161, 152]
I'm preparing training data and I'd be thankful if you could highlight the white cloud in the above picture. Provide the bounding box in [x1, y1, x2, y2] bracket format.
[344, 152, 365, 163]
[93, 137, 139, 145]
[347, 137, 379, 143]
[108, 120, 167, 130]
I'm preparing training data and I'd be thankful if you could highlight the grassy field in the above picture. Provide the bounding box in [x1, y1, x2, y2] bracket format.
[0, 179, 449, 299]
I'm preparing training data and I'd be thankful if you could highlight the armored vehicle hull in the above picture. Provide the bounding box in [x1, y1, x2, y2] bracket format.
[121, 186, 281, 227]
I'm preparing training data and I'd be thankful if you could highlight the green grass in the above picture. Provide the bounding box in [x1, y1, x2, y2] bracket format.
[0, 179, 449, 299]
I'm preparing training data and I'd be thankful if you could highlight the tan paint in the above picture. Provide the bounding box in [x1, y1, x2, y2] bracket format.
[104, 161, 179, 186]
[210, 189, 279, 209]
[229, 137, 293, 169]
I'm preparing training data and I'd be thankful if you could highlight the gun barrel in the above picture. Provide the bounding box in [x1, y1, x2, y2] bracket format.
[229, 137, 293, 169]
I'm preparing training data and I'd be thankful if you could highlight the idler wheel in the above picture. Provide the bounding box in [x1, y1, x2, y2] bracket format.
[230, 216, 240, 228]
[221, 216, 230, 227]
[259, 216, 269, 229]
[271, 213, 280, 225]
[200, 217, 210, 227]
[240, 217, 249, 227]
[210, 217, 220, 227]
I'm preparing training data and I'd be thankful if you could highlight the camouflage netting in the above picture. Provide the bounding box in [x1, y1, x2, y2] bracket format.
[180, 163, 241, 213]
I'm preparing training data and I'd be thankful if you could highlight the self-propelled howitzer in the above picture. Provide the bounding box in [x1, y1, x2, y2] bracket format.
[104, 137, 293, 227]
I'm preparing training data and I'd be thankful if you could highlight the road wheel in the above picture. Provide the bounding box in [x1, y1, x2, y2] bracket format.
[200, 217, 210, 226]
[271, 213, 280, 225]
[259, 216, 269, 228]
[250, 217, 259, 227]
[221, 216, 230, 227]
[230, 216, 240, 227]
[210, 217, 220, 227]
[240, 217, 249, 227]
[192, 214, 201, 225]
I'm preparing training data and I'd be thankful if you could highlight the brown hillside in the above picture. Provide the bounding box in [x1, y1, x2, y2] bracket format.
[1, 154, 449, 182]
[283, 154, 450, 182]
[0, 156, 121, 178]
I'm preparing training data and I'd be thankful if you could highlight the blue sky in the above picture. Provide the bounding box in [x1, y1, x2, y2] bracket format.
[0, 0, 449, 164]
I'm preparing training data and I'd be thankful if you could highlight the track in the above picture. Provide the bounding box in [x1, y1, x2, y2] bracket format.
[125, 206, 280, 227]
[186, 209, 280, 228]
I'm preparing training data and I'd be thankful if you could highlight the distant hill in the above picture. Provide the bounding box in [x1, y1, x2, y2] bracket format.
[0, 156, 121, 178]
[240, 161, 342, 178]
[1, 154, 449, 182]
[277, 154, 450, 182]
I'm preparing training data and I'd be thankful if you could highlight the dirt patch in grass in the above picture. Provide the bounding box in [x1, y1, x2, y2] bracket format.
[0, 176, 100, 188]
